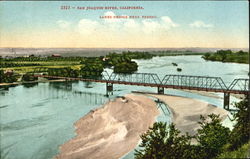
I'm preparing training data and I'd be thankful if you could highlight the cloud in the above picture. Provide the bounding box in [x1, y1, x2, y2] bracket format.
[189, 21, 213, 28]
[142, 16, 178, 34]
[57, 20, 71, 29]
[77, 12, 179, 36]
[78, 19, 99, 35]
[161, 16, 179, 28]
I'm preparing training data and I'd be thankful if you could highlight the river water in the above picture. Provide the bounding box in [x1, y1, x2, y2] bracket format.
[0, 56, 248, 159]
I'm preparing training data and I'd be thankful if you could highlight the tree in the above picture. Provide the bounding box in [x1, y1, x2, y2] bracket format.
[135, 114, 230, 159]
[229, 97, 250, 150]
[216, 50, 232, 62]
[196, 114, 230, 159]
[135, 122, 194, 159]
[202, 53, 211, 59]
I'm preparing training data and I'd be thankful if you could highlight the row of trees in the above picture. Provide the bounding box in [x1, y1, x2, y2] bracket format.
[21, 73, 38, 81]
[1, 56, 86, 62]
[48, 68, 80, 78]
[135, 98, 249, 159]
[0, 70, 18, 83]
[80, 57, 104, 78]
[0, 62, 41, 68]
[202, 50, 249, 64]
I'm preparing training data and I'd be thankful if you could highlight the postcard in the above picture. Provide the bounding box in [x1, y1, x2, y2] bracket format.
[0, 1, 249, 159]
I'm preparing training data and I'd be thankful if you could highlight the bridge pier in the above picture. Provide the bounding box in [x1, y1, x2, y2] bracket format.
[224, 92, 230, 110]
[106, 83, 113, 96]
[157, 87, 164, 94]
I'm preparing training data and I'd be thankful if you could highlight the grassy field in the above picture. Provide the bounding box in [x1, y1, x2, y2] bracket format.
[0, 61, 82, 74]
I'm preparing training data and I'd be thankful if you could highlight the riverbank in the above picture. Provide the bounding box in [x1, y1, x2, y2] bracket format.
[55, 94, 159, 159]
[0, 79, 66, 87]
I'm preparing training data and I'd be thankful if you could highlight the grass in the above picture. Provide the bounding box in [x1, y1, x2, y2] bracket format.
[217, 142, 250, 159]
[1, 65, 82, 74]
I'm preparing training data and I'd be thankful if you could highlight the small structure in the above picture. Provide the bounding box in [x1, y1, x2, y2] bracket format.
[177, 68, 182, 72]
[172, 62, 178, 66]
[51, 54, 61, 57]
[4, 69, 14, 75]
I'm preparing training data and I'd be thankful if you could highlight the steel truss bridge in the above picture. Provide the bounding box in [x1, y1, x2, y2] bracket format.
[33, 70, 249, 111]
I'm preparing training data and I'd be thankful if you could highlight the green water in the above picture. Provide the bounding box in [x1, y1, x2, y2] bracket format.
[0, 56, 248, 159]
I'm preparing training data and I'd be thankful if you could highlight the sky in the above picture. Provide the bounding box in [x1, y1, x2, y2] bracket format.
[0, 1, 249, 48]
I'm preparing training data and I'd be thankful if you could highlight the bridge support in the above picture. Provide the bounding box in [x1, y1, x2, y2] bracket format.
[157, 87, 164, 94]
[224, 93, 230, 110]
[106, 83, 113, 96]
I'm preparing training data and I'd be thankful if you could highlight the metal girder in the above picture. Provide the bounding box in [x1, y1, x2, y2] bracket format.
[161, 74, 227, 90]
[33, 71, 249, 95]
[228, 79, 249, 93]
[108, 73, 162, 85]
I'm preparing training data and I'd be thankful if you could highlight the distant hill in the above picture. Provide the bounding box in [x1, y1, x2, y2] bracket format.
[0, 47, 248, 57]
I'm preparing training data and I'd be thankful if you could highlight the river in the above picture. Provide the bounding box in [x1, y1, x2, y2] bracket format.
[0, 55, 248, 159]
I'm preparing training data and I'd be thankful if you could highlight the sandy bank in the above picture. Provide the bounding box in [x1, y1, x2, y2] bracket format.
[55, 94, 159, 159]
[149, 94, 228, 136]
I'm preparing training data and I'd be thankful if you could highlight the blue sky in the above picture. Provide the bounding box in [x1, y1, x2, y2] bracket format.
[0, 1, 248, 48]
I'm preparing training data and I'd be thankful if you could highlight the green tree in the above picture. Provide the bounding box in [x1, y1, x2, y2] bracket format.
[135, 114, 231, 159]
[202, 53, 211, 59]
[196, 114, 230, 159]
[135, 122, 194, 159]
[229, 97, 250, 150]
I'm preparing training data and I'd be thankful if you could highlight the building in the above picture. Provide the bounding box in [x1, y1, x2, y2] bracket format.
[51, 54, 61, 57]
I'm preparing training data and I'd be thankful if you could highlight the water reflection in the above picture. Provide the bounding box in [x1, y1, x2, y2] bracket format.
[23, 82, 38, 88]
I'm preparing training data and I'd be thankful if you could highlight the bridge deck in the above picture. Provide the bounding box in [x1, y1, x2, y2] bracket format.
[35, 75, 249, 95]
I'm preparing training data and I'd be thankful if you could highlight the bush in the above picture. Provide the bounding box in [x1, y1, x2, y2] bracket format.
[114, 61, 138, 73]
[22, 74, 38, 81]
[135, 114, 230, 159]
[48, 67, 80, 78]
[0, 70, 18, 83]
[217, 141, 250, 159]
[229, 98, 250, 150]
[196, 114, 230, 159]
[135, 122, 195, 159]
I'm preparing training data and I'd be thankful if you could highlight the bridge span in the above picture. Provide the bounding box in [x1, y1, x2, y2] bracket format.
[34, 72, 249, 111]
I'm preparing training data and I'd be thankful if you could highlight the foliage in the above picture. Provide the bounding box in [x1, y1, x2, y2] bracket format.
[196, 114, 230, 159]
[1, 56, 86, 62]
[22, 73, 38, 81]
[202, 50, 249, 64]
[48, 67, 79, 78]
[135, 122, 196, 159]
[0, 62, 41, 68]
[80, 58, 104, 78]
[217, 141, 250, 159]
[135, 114, 231, 159]
[0, 70, 18, 83]
[114, 61, 138, 73]
[229, 97, 250, 150]
[122, 51, 154, 59]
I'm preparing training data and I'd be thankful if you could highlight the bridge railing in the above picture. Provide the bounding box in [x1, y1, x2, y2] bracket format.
[32, 69, 249, 94]
[108, 73, 162, 85]
[228, 79, 249, 93]
[161, 74, 228, 90]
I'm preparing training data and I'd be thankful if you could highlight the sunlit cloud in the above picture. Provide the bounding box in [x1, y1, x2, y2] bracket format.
[189, 21, 213, 28]
[57, 20, 71, 29]
[78, 19, 99, 35]
[76, 12, 179, 36]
